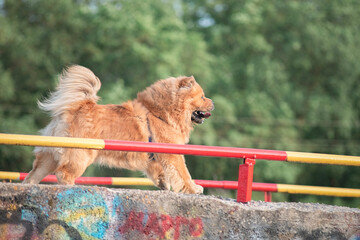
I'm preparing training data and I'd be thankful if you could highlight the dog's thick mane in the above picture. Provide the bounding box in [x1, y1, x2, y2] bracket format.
[137, 78, 178, 117]
[38, 65, 101, 117]
[137, 77, 194, 131]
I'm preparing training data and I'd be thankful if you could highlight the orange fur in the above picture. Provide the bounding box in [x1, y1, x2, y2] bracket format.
[23, 65, 214, 194]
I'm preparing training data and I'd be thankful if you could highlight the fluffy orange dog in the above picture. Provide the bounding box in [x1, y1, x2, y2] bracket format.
[23, 65, 214, 194]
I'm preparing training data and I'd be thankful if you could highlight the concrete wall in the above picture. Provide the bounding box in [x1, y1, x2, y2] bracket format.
[0, 183, 359, 240]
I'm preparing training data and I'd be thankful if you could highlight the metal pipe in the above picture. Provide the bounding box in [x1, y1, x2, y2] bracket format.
[1, 133, 359, 165]
[1, 171, 359, 198]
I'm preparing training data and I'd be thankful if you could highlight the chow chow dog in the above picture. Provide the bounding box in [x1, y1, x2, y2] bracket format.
[23, 65, 214, 194]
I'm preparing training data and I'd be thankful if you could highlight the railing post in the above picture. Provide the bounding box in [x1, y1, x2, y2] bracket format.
[237, 158, 256, 203]
[264, 192, 272, 202]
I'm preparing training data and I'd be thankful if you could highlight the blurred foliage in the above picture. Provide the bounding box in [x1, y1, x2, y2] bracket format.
[0, 0, 359, 207]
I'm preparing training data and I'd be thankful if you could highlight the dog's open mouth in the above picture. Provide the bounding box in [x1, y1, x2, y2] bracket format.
[191, 111, 212, 124]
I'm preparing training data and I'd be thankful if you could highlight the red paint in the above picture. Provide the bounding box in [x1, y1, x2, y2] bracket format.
[252, 182, 278, 192]
[195, 179, 238, 189]
[19, 172, 28, 181]
[237, 158, 256, 203]
[195, 180, 278, 192]
[174, 216, 189, 239]
[143, 213, 161, 236]
[264, 192, 272, 202]
[39, 175, 58, 183]
[118, 211, 203, 239]
[75, 177, 112, 185]
[160, 214, 174, 237]
[104, 140, 287, 160]
[189, 218, 203, 237]
[18, 172, 113, 185]
[19, 172, 58, 183]
[118, 211, 145, 234]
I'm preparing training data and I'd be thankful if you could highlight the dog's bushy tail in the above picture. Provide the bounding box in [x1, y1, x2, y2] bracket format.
[39, 65, 101, 117]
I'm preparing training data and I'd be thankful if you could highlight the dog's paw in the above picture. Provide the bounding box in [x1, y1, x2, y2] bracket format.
[181, 183, 203, 194]
[157, 174, 170, 190]
[192, 184, 204, 194]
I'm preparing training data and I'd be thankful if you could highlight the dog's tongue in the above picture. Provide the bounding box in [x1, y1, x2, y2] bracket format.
[203, 112, 211, 118]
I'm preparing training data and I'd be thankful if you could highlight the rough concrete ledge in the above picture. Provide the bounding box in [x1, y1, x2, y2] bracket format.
[0, 183, 359, 239]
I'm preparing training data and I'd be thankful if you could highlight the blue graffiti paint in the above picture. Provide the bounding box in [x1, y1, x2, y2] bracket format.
[23, 187, 51, 218]
[111, 195, 126, 239]
[349, 233, 360, 240]
[112, 196, 125, 218]
[21, 208, 37, 223]
[56, 188, 109, 239]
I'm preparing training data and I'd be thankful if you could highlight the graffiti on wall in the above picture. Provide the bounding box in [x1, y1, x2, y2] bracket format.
[56, 188, 109, 239]
[0, 192, 81, 240]
[0, 186, 204, 239]
[118, 211, 203, 240]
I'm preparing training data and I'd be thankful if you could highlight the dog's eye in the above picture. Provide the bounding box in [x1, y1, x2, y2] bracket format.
[201, 96, 205, 100]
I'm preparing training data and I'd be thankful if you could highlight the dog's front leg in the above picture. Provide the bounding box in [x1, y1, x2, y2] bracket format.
[145, 160, 170, 190]
[157, 153, 203, 194]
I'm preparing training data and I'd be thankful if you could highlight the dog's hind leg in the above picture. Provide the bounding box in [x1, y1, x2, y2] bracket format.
[55, 170, 77, 185]
[23, 152, 57, 184]
[55, 149, 95, 185]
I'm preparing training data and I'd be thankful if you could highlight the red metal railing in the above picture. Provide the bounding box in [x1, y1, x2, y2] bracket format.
[1, 133, 360, 202]
[3, 171, 359, 202]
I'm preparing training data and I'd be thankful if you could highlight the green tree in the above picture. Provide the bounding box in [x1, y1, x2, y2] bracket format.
[0, 0, 214, 177]
[183, 0, 360, 207]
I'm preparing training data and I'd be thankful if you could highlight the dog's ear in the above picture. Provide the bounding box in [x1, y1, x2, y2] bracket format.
[178, 76, 195, 89]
